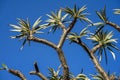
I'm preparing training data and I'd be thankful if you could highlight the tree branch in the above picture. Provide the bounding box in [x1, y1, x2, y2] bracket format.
[34, 62, 39, 72]
[106, 21, 120, 32]
[28, 36, 69, 79]
[90, 43, 103, 54]
[56, 48, 69, 80]
[8, 69, 26, 80]
[56, 18, 77, 79]
[57, 18, 77, 48]
[74, 39, 92, 58]
[74, 39, 109, 80]
[28, 37, 57, 49]
[28, 18, 77, 80]
[57, 30, 67, 48]
[67, 18, 77, 33]
[30, 71, 48, 80]
[30, 62, 48, 80]
[59, 21, 67, 32]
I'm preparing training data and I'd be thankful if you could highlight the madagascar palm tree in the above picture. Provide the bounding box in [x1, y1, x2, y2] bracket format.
[88, 30, 119, 64]
[96, 7, 120, 32]
[63, 5, 92, 23]
[46, 9, 69, 32]
[10, 18, 47, 49]
[67, 26, 89, 43]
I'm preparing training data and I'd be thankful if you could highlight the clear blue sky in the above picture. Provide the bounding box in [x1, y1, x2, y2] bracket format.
[0, 0, 120, 80]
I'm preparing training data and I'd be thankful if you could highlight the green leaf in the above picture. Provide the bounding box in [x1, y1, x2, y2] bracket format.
[77, 5, 87, 15]
[76, 74, 90, 80]
[109, 44, 120, 52]
[32, 17, 42, 29]
[34, 23, 48, 31]
[56, 65, 61, 76]
[10, 29, 22, 32]
[61, 14, 68, 21]
[96, 11, 105, 21]
[94, 26, 104, 35]
[74, 4, 77, 13]
[105, 39, 117, 43]
[98, 48, 103, 61]
[58, 9, 62, 19]
[63, 7, 74, 16]
[107, 47, 116, 60]
[34, 31, 43, 34]
[10, 34, 25, 39]
[90, 74, 103, 80]
[103, 47, 108, 64]
[48, 66, 63, 80]
[51, 12, 58, 19]
[88, 22, 105, 27]
[80, 26, 89, 37]
[96, 6, 108, 22]
[105, 31, 113, 40]
[10, 24, 21, 29]
[20, 39, 27, 50]
[46, 14, 54, 19]
[67, 32, 80, 42]
[26, 18, 30, 28]
[113, 9, 120, 14]
[79, 16, 92, 23]
[2, 64, 8, 70]
[17, 18, 30, 29]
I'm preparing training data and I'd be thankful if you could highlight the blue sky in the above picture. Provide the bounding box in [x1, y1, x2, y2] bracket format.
[0, 0, 120, 80]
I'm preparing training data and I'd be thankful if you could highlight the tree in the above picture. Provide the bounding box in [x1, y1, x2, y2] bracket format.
[1, 5, 120, 80]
